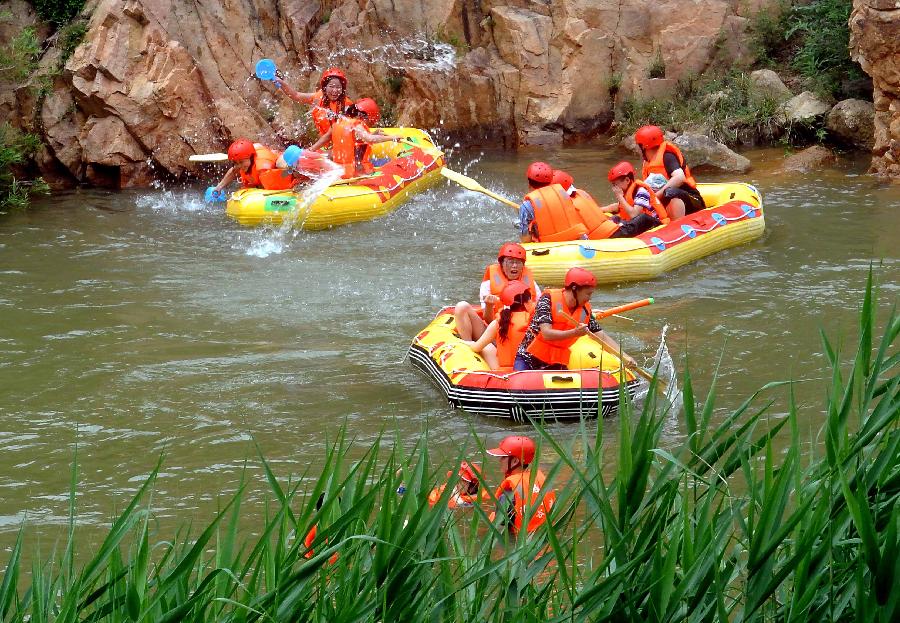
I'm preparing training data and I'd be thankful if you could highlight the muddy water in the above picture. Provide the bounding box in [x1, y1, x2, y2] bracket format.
[1, 146, 897, 549]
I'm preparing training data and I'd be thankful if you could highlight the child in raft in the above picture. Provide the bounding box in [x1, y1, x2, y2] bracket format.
[461, 280, 535, 371]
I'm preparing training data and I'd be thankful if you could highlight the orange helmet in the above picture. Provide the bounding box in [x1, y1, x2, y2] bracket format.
[635, 125, 665, 149]
[487, 435, 536, 464]
[458, 461, 483, 483]
[354, 98, 380, 124]
[500, 280, 530, 306]
[526, 161, 553, 184]
[607, 161, 636, 182]
[227, 139, 255, 161]
[320, 67, 347, 90]
[551, 169, 574, 189]
[565, 267, 597, 288]
[497, 242, 526, 262]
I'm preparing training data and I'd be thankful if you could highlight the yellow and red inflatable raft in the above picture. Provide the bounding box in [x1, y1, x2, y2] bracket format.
[225, 128, 443, 229]
[408, 307, 640, 420]
[523, 182, 764, 285]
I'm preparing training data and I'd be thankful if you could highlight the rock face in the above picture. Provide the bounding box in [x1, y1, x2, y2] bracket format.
[826, 99, 875, 150]
[782, 145, 837, 173]
[850, 1, 900, 180]
[673, 133, 752, 173]
[0, 0, 777, 188]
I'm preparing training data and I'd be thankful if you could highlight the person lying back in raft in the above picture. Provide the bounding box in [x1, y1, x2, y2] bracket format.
[209, 139, 278, 196]
[487, 435, 556, 536]
[308, 99, 400, 179]
[427, 461, 490, 509]
[455, 242, 540, 343]
[518, 162, 589, 243]
[462, 280, 535, 370]
[635, 125, 706, 219]
[275, 67, 354, 140]
[513, 267, 637, 372]
[598, 161, 670, 237]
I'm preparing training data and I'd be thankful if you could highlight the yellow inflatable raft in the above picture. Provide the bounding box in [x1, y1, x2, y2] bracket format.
[225, 128, 444, 229]
[524, 182, 764, 285]
[408, 307, 640, 420]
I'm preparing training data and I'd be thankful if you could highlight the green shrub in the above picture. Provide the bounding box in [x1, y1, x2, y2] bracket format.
[747, 0, 790, 66]
[58, 20, 87, 62]
[648, 47, 666, 79]
[0, 26, 40, 83]
[27, 0, 85, 26]
[788, 0, 863, 98]
[0, 123, 49, 213]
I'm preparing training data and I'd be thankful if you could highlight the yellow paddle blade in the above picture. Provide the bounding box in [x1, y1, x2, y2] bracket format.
[440, 167, 520, 209]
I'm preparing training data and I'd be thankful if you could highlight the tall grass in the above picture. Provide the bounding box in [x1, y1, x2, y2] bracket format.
[1, 273, 897, 621]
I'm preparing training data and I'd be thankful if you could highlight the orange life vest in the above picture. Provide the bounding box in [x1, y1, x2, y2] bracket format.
[238, 145, 278, 188]
[258, 168, 298, 190]
[303, 525, 339, 564]
[483, 263, 538, 300]
[641, 141, 698, 189]
[493, 468, 556, 535]
[526, 289, 592, 367]
[496, 308, 532, 368]
[427, 484, 489, 509]
[311, 90, 353, 136]
[570, 188, 620, 240]
[331, 118, 374, 179]
[619, 180, 669, 224]
[525, 185, 588, 242]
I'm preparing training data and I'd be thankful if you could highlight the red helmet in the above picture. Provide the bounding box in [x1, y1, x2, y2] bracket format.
[354, 97, 380, 124]
[526, 161, 553, 184]
[635, 125, 664, 149]
[607, 161, 636, 182]
[497, 242, 526, 262]
[500, 280, 530, 306]
[565, 267, 597, 288]
[320, 67, 347, 90]
[227, 139, 255, 161]
[458, 461, 483, 483]
[487, 435, 536, 464]
[551, 169, 574, 189]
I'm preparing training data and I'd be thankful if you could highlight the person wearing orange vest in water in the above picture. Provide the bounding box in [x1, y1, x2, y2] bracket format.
[552, 169, 622, 240]
[308, 99, 399, 179]
[208, 139, 278, 197]
[635, 125, 706, 219]
[455, 242, 541, 343]
[518, 162, 588, 243]
[276, 67, 354, 139]
[513, 267, 637, 371]
[599, 161, 669, 237]
[427, 461, 490, 509]
[462, 280, 536, 370]
[487, 435, 556, 536]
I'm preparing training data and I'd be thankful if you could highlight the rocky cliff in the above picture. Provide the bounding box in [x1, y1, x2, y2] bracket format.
[850, 0, 900, 180]
[1, 0, 875, 189]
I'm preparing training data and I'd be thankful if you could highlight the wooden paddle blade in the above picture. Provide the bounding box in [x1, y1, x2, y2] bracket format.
[440, 168, 520, 209]
[189, 153, 229, 162]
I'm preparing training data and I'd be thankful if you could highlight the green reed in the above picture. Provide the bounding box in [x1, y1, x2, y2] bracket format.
[1, 272, 897, 622]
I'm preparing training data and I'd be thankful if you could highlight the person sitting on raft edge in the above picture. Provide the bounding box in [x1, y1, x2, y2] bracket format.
[518, 162, 588, 243]
[462, 280, 535, 370]
[487, 435, 556, 536]
[513, 267, 637, 372]
[308, 98, 400, 179]
[274, 67, 354, 140]
[427, 461, 490, 509]
[599, 161, 670, 237]
[208, 139, 278, 197]
[552, 168, 623, 241]
[455, 242, 541, 344]
[635, 124, 706, 219]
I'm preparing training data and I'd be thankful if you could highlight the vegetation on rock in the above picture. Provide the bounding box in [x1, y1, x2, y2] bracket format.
[0, 123, 49, 213]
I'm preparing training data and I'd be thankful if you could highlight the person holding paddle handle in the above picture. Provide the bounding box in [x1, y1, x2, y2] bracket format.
[513, 267, 637, 372]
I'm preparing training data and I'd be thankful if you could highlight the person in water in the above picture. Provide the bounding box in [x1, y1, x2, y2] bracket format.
[427, 461, 489, 509]
[487, 435, 556, 536]
[514, 267, 637, 372]
[518, 162, 587, 243]
[275, 67, 354, 139]
[210, 139, 278, 195]
[455, 242, 540, 343]
[462, 280, 535, 370]
[308, 99, 399, 179]
[599, 161, 669, 236]
[635, 125, 705, 219]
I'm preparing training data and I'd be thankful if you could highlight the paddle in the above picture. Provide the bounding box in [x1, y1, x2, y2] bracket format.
[189, 153, 229, 162]
[439, 167, 520, 209]
[594, 297, 654, 320]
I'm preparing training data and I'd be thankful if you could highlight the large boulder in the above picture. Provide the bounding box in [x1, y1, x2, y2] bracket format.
[826, 99, 875, 150]
[780, 91, 831, 124]
[673, 133, 752, 173]
[782, 145, 837, 172]
[749, 69, 792, 103]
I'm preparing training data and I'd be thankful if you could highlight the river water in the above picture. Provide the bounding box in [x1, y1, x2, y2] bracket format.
[1, 146, 898, 551]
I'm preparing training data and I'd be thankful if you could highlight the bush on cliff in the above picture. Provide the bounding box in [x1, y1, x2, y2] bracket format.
[0, 123, 49, 213]
[27, 0, 85, 26]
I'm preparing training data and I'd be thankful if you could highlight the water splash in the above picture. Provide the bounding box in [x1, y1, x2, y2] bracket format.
[136, 190, 209, 214]
[634, 324, 681, 410]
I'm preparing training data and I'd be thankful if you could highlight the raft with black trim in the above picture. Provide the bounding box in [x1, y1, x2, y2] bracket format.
[523, 182, 764, 285]
[225, 128, 443, 228]
[408, 307, 640, 420]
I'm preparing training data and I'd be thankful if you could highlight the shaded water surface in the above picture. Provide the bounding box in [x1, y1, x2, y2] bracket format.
[1, 146, 897, 548]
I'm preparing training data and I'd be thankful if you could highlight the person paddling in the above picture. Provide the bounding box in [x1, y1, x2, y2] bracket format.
[275, 67, 354, 139]
[635, 125, 705, 219]
[308, 99, 399, 179]
[513, 267, 637, 372]
[210, 139, 278, 195]
[518, 162, 587, 243]
[487, 435, 556, 536]
[462, 280, 535, 370]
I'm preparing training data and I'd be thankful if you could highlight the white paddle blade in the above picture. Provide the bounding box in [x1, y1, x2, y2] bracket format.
[189, 153, 229, 162]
